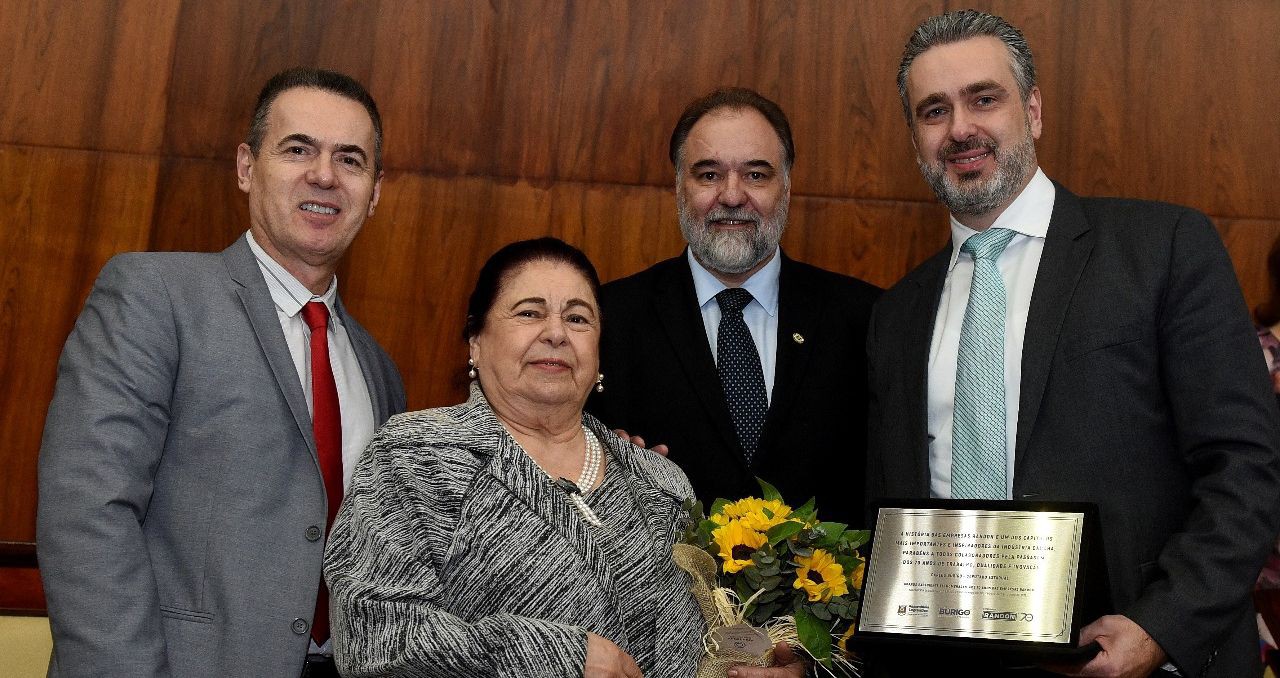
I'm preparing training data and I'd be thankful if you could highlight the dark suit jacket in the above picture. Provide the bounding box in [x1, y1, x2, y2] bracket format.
[38, 235, 407, 678]
[590, 250, 880, 526]
[866, 185, 1280, 677]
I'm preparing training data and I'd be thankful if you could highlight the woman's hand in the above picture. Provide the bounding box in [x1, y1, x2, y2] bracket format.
[728, 642, 807, 677]
[584, 632, 644, 678]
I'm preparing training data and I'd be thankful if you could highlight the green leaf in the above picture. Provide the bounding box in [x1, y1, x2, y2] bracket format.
[843, 529, 871, 550]
[753, 601, 782, 624]
[767, 520, 804, 546]
[817, 521, 846, 541]
[759, 575, 782, 591]
[756, 588, 786, 604]
[811, 602, 833, 621]
[791, 543, 814, 558]
[794, 607, 833, 663]
[757, 477, 783, 502]
[835, 555, 862, 575]
[793, 496, 817, 520]
[709, 497, 730, 517]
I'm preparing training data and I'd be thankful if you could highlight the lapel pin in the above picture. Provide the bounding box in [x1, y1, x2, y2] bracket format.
[792, 332, 805, 345]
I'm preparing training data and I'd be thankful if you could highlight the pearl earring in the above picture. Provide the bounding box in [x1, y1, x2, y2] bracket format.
[595, 373, 604, 393]
[468, 358, 478, 380]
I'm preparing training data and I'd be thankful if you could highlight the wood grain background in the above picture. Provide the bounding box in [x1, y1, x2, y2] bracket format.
[2, 0, 1277, 585]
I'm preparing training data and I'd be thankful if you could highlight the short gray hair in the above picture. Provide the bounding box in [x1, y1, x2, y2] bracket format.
[896, 10, 1036, 124]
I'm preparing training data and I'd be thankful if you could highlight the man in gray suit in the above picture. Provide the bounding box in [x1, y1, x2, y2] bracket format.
[37, 68, 406, 677]
[867, 10, 1280, 677]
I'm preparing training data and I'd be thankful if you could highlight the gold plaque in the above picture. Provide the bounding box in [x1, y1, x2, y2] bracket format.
[855, 501, 1106, 658]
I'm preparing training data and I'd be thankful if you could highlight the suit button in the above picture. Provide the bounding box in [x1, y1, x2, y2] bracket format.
[292, 617, 309, 635]
[305, 525, 322, 541]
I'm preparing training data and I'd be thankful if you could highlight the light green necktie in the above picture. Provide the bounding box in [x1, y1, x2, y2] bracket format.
[952, 228, 1017, 499]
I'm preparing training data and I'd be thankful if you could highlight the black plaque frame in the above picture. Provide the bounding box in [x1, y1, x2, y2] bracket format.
[852, 499, 1110, 664]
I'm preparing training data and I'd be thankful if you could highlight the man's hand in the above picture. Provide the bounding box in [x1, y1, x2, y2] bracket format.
[612, 428, 670, 457]
[727, 642, 807, 677]
[1042, 615, 1167, 678]
[584, 633, 644, 678]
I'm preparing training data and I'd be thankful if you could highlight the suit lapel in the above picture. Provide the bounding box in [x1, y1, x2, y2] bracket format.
[899, 249, 950, 496]
[1014, 185, 1094, 473]
[222, 236, 316, 460]
[334, 297, 393, 423]
[651, 254, 745, 465]
[761, 254, 816, 453]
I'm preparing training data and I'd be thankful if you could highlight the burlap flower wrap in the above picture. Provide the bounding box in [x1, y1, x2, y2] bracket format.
[674, 543, 801, 677]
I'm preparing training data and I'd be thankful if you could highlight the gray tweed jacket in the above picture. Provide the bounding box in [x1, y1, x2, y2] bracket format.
[324, 384, 705, 677]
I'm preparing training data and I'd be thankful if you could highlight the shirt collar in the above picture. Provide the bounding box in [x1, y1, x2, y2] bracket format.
[245, 230, 341, 324]
[686, 246, 781, 317]
[946, 167, 1055, 272]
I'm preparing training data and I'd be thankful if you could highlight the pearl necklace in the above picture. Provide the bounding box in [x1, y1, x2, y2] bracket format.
[551, 425, 604, 527]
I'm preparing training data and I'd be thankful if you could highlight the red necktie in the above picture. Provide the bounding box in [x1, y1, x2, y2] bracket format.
[301, 301, 342, 645]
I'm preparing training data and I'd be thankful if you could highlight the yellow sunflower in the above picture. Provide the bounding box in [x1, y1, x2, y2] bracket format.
[849, 559, 866, 591]
[711, 520, 768, 574]
[710, 497, 793, 532]
[793, 549, 849, 602]
[837, 622, 856, 656]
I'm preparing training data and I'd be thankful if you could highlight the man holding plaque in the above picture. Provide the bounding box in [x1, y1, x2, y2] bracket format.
[866, 9, 1280, 677]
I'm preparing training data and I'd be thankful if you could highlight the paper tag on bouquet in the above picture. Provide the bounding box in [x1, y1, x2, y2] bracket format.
[710, 623, 774, 656]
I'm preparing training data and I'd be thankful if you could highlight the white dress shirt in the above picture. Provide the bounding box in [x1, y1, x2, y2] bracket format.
[246, 231, 376, 493]
[927, 169, 1054, 499]
[687, 247, 781, 404]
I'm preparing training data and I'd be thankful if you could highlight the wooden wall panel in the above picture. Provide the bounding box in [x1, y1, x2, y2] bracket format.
[782, 196, 950, 290]
[0, 0, 180, 153]
[1016, 0, 1280, 219]
[488, 0, 761, 186]
[163, 0, 383, 161]
[760, 1, 943, 202]
[147, 158, 250, 253]
[0, 145, 159, 543]
[369, 1, 499, 176]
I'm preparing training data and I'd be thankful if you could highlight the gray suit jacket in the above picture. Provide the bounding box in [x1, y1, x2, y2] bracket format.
[325, 384, 704, 678]
[867, 185, 1280, 676]
[38, 235, 406, 678]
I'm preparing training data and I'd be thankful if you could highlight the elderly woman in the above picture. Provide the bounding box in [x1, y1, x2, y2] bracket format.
[325, 238, 708, 677]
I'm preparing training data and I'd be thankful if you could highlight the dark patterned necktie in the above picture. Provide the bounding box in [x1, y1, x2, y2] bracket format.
[716, 288, 768, 464]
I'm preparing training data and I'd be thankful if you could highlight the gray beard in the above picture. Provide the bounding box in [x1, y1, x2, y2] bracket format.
[918, 122, 1037, 216]
[677, 193, 789, 275]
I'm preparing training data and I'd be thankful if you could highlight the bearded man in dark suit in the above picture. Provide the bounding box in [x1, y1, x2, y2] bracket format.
[590, 87, 880, 526]
[866, 10, 1280, 677]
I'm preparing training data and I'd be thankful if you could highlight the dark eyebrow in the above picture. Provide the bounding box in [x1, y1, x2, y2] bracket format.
[960, 80, 1009, 98]
[334, 143, 369, 163]
[690, 158, 775, 173]
[278, 133, 318, 148]
[276, 135, 368, 163]
[564, 298, 597, 315]
[914, 93, 946, 118]
[510, 297, 547, 309]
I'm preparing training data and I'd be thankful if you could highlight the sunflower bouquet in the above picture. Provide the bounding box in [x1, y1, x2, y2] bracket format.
[677, 479, 868, 676]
